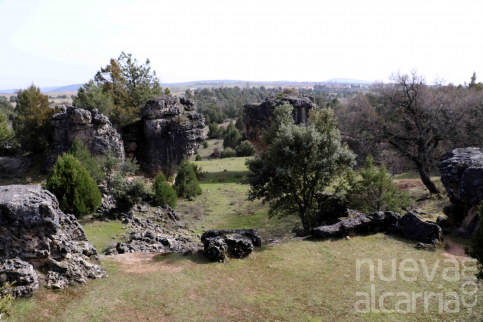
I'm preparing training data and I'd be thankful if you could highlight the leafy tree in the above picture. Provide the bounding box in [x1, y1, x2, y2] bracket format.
[68, 137, 105, 183]
[236, 140, 256, 157]
[94, 52, 163, 127]
[73, 80, 114, 115]
[246, 103, 355, 232]
[220, 147, 236, 158]
[344, 155, 410, 213]
[466, 204, 483, 280]
[46, 154, 102, 218]
[13, 85, 56, 152]
[152, 172, 177, 208]
[174, 159, 202, 198]
[0, 113, 14, 144]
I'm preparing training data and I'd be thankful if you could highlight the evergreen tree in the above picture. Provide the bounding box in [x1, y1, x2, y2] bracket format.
[68, 137, 105, 183]
[0, 113, 14, 144]
[236, 140, 256, 157]
[73, 80, 114, 115]
[174, 159, 202, 198]
[46, 154, 102, 218]
[152, 172, 177, 208]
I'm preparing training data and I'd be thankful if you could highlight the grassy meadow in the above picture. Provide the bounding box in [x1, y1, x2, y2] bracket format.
[7, 140, 483, 321]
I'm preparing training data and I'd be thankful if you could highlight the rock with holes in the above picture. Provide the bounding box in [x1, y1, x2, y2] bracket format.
[0, 258, 39, 297]
[390, 212, 443, 244]
[200, 229, 262, 262]
[0, 185, 105, 293]
[202, 237, 228, 262]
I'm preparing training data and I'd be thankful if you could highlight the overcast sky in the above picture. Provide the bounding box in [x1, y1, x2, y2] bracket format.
[0, 0, 482, 89]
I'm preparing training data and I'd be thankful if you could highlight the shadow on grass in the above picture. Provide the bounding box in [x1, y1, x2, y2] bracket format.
[153, 252, 212, 265]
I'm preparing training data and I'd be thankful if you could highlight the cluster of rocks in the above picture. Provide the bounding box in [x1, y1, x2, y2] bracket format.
[121, 96, 205, 174]
[313, 211, 443, 247]
[0, 185, 105, 297]
[200, 229, 262, 262]
[439, 147, 483, 236]
[242, 96, 317, 144]
[44, 106, 125, 171]
[106, 205, 202, 255]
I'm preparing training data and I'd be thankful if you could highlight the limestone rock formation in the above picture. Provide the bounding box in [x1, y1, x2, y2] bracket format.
[0, 156, 31, 179]
[44, 106, 124, 171]
[390, 213, 443, 244]
[200, 229, 262, 262]
[0, 258, 39, 297]
[106, 205, 201, 255]
[121, 96, 205, 174]
[242, 96, 317, 144]
[440, 147, 483, 235]
[0, 185, 105, 295]
[312, 211, 401, 239]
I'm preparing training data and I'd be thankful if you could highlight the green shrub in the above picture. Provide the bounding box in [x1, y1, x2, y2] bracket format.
[220, 147, 236, 158]
[0, 282, 14, 318]
[236, 140, 256, 157]
[235, 116, 244, 131]
[111, 178, 153, 211]
[223, 129, 242, 149]
[174, 159, 202, 198]
[152, 172, 177, 208]
[46, 154, 102, 218]
[344, 155, 410, 213]
[208, 122, 223, 139]
[466, 204, 483, 280]
[203, 141, 209, 148]
[68, 137, 105, 183]
[195, 153, 202, 161]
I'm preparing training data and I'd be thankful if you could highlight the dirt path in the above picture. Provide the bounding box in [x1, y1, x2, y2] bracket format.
[108, 252, 185, 274]
[443, 236, 469, 260]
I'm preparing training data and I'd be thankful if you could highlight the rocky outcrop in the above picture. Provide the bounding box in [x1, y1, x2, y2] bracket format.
[0, 258, 38, 297]
[313, 211, 401, 239]
[44, 106, 124, 171]
[121, 96, 205, 174]
[106, 205, 201, 255]
[200, 229, 262, 262]
[0, 156, 30, 179]
[242, 96, 317, 143]
[440, 147, 483, 235]
[0, 185, 105, 295]
[390, 213, 443, 244]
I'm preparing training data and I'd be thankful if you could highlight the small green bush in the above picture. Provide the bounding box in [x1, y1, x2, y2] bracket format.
[47, 154, 102, 218]
[0, 282, 14, 318]
[203, 141, 209, 148]
[152, 172, 177, 208]
[69, 137, 105, 183]
[112, 178, 153, 211]
[223, 129, 242, 149]
[174, 159, 202, 198]
[195, 153, 202, 161]
[208, 122, 223, 139]
[220, 147, 236, 158]
[236, 140, 256, 157]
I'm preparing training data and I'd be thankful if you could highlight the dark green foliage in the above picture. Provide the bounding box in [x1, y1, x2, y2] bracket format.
[112, 178, 153, 211]
[223, 129, 242, 150]
[0, 113, 14, 144]
[235, 116, 244, 131]
[0, 100, 15, 119]
[236, 140, 256, 157]
[46, 154, 102, 218]
[203, 141, 209, 148]
[174, 159, 202, 198]
[220, 147, 236, 158]
[68, 137, 105, 183]
[121, 157, 140, 176]
[192, 163, 204, 180]
[208, 122, 223, 139]
[152, 172, 177, 208]
[246, 104, 355, 232]
[9, 96, 15, 103]
[73, 80, 114, 115]
[13, 85, 56, 152]
[195, 153, 202, 161]
[344, 155, 410, 213]
[466, 204, 483, 280]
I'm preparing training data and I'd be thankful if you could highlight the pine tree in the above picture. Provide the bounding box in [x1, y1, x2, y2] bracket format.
[68, 137, 105, 183]
[152, 172, 177, 208]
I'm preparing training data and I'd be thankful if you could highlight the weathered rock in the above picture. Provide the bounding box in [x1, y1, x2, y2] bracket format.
[390, 213, 443, 244]
[200, 229, 262, 262]
[106, 206, 201, 255]
[0, 185, 105, 293]
[312, 211, 401, 239]
[121, 95, 205, 174]
[0, 156, 31, 179]
[0, 258, 39, 297]
[44, 107, 124, 171]
[242, 96, 317, 144]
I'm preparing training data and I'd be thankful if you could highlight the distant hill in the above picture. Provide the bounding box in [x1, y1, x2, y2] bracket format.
[0, 84, 82, 94]
[324, 78, 372, 84]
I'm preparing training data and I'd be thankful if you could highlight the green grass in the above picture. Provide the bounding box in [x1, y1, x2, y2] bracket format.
[80, 220, 128, 253]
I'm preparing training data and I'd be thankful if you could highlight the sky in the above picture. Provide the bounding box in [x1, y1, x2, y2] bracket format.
[0, 0, 482, 89]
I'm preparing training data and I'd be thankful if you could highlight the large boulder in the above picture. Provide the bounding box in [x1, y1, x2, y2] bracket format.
[242, 96, 317, 144]
[44, 106, 124, 171]
[200, 229, 262, 262]
[121, 96, 205, 174]
[0, 185, 105, 295]
[0, 156, 31, 179]
[439, 147, 483, 235]
[313, 211, 401, 239]
[390, 213, 443, 244]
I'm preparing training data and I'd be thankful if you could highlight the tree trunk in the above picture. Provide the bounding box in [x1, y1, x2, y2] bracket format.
[416, 164, 440, 194]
